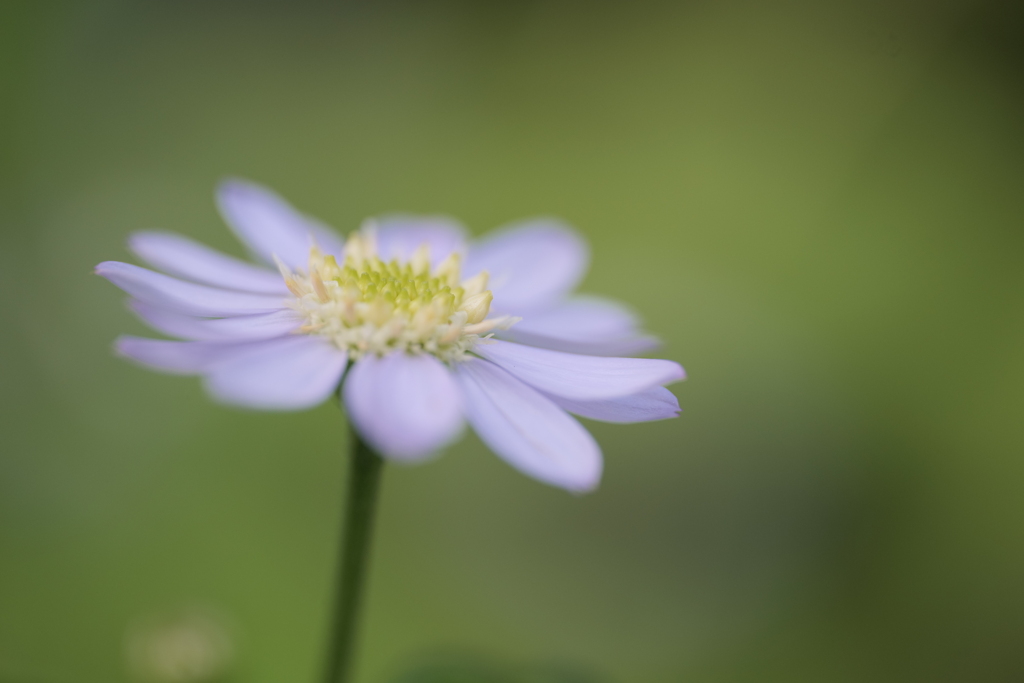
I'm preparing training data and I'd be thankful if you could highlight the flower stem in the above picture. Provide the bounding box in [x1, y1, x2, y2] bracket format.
[324, 423, 384, 683]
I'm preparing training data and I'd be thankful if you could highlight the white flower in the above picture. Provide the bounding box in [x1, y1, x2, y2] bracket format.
[125, 608, 233, 683]
[97, 180, 685, 492]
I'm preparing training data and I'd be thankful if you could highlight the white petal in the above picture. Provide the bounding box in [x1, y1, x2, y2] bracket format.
[343, 352, 465, 461]
[129, 301, 302, 341]
[204, 335, 347, 410]
[465, 219, 589, 314]
[216, 179, 345, 269]
[96, 261, 286, 317]
[455, 357, 601, 492]
[115, 336, 240, 374]
[128, 231, 289, 294]
[500, 296, 660, 356]
[550, 386, 681, 423]
[473, 340, 685, 401]
[373, 215, 468, 267]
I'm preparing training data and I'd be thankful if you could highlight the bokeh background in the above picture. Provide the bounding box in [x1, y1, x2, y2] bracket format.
[3, 1, 1024, 682]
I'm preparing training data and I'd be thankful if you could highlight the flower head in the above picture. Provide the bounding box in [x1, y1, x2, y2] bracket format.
[97, 180, 685, 492]
[125, 608, 233, 683]
[282, 230, 511, 362]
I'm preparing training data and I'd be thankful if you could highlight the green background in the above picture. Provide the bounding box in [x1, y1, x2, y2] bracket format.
[3, 1, 1024, 681]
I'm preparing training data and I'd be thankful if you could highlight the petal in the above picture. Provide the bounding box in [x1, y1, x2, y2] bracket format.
[343, 352, 465, 461]
[499, 331, 659, 357]
[372, 215, 468, 268]
[455, 357, 601, 492]
[96, 261, 286, 317]
[128, 231, 289, 294]
[473, 340, 685, 401]
[500, 296, 660, 357]
[513, 296, 639, 337]
[550, 386, 681, 423]
[204, 335, 347, 410]
[465, 219, 589, 314]
[216, 179, 345, 269]
[129, 301, 303, 341]
[115, 336, 240, 374]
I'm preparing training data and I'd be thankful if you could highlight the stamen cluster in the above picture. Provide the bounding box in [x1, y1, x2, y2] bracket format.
[281, 230, 512, 361]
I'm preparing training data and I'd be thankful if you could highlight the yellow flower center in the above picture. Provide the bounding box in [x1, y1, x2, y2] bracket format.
[279, 229, 513, 361]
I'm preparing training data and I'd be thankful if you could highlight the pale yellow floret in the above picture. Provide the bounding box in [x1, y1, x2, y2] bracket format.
[285, 228, 514, 361]
[459, 291, 493, 324]
[434, 252, 461, 287]
[461, 271, 489, 297]
[409, 244, 430, 276]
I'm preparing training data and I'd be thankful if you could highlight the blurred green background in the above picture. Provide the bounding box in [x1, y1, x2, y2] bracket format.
[3, 1, 1024, 681]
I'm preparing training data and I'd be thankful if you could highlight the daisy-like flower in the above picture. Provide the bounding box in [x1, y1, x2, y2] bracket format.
[96, 180, 685, 492]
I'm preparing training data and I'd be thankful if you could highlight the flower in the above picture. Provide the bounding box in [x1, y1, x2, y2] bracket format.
[96, 180, 685, 492]
[125, 607, 234, 683]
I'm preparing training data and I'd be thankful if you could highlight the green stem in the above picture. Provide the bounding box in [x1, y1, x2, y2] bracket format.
[324, 422, 385, 683]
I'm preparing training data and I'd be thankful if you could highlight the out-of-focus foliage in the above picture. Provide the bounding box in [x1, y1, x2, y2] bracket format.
[2, 1, 1023, 682]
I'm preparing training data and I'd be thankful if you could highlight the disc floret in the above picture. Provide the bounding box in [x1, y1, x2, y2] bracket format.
[281, 229, 513, 361]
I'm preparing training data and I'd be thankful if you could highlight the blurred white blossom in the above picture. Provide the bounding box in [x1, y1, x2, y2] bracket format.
[125, 607, 234, 683]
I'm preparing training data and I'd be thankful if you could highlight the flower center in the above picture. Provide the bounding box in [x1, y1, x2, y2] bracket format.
[279, 229, 512, 361]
